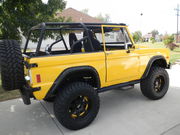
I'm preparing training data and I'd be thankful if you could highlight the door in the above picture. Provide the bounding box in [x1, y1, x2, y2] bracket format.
[102, 26, 140, 83]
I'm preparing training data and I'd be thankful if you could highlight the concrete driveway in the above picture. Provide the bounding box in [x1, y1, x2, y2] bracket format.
[0, 65, 180, 135]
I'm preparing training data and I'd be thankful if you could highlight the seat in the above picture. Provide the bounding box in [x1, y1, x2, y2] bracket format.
[83, 30, 102, 52]
[83, 31, 92, 52]
[69, 33, 82, 53]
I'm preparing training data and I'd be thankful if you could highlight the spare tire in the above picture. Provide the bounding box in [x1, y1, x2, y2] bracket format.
[0, 40, 25, 91]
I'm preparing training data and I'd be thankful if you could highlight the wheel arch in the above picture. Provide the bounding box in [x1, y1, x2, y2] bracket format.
[141, 55, 169, 79]
[45, 66, 101, 98]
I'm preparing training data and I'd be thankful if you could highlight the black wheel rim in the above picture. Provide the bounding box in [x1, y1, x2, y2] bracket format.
[154, 75, 165, 93]
[69, 95, 89, 119]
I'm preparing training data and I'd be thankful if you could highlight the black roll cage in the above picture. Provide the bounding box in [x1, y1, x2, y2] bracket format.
[23, 22, 126, 56]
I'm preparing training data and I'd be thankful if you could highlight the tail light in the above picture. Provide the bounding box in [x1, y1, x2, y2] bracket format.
[36, 74, 41, 83]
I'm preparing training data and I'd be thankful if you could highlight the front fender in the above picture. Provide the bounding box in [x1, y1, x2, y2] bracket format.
[141, 55, 169, 79]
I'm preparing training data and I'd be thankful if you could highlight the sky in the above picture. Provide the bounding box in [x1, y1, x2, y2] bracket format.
[43, 0, 179, 35]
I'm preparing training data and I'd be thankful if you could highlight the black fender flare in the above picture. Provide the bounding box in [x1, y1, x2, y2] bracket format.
[141, 55, 169, 79]
[45, 66, 100, 98]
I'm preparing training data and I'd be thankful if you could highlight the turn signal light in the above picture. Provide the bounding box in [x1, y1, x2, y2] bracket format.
[36, 74, 41, 83]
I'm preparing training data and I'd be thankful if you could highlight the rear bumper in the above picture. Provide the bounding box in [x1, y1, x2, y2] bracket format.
[20, 86, 32, 105]
[167, 63, 171, 69]
[20, 85, 40, 105]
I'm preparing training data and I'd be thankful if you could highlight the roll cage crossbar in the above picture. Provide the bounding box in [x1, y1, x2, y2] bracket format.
[23, 22, 126, 56]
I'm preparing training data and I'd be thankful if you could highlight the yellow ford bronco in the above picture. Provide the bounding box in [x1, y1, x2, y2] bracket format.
[0, 22, 170, 130]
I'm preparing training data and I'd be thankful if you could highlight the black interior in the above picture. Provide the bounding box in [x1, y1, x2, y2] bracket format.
[83, 30, 103, 52]
[69, 33, 82, 53]
[88, 30, 102, 51]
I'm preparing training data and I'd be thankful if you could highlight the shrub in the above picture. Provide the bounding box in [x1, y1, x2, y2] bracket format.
[163, 35, 174, 45]
[150, 37, 155, 43]
[165, 43, 179, 51]
[132, 31, 142, 43]
[162, 34, 179, 50]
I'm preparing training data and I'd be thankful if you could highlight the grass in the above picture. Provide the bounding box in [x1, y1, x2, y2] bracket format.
[0, 87, 20, 102]
[139, 42, 180, 64]
[170, 52, 180, 64]
[0, 79, 21, 102]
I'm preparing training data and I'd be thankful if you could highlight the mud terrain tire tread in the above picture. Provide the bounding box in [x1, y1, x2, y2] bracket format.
[0, 40, 25, 91]
[54, 82, 100, 130]
[140, 66, 169, 100]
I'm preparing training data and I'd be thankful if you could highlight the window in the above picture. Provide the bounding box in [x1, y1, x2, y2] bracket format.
[102, 27, 132, 50]
[41, 33, 68, 52]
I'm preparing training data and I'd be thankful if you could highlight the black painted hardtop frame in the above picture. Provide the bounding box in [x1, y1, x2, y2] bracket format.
[23, 22, 126, 56]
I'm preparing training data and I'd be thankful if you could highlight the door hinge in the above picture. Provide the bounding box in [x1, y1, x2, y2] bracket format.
[24, 61, 38, 69]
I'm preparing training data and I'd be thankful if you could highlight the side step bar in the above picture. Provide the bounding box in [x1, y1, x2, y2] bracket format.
[98, 80, 140, 93]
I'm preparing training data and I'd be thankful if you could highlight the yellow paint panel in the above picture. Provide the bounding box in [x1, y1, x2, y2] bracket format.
[27, 52, 106, 99]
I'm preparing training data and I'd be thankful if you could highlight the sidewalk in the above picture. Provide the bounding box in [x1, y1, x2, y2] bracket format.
[0, 65, 180, 135]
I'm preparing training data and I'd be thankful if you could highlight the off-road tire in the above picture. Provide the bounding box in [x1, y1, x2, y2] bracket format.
[54, 82, 100, 130]
[0, 40, 25, 91]
[140, 66, 169, 100]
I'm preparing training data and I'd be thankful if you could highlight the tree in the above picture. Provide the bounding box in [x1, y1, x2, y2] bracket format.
[81, 8, 89, 15]
[0, 0, 67, 41]
[132, 31, 142, 43]
[95, 13, 111, 22]
[151, 30, 159, 38]
[81, 9, 111, 23]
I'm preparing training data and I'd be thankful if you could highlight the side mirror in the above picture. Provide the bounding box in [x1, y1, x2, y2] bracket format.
[126, 50, 130, 53]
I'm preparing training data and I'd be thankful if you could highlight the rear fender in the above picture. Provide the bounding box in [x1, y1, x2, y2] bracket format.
[45, 66, 100, 98]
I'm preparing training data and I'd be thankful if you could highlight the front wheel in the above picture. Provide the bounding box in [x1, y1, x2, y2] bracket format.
[54, 82, 100, 130]
[140, 67, 169, 100]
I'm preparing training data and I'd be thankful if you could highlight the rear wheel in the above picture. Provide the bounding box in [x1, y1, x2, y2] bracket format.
[43, 96, 55, 102]
[54, 82, 100, 130]
[140, 67, 169, 100]
[0, 40, 25, 91]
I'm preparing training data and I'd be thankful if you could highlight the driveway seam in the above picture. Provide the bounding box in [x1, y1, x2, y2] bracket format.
[160, 123, 180, 135]
[39, 101, 64, 135]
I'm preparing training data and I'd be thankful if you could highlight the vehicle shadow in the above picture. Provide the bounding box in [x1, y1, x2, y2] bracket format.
[41, 85, 180, 135]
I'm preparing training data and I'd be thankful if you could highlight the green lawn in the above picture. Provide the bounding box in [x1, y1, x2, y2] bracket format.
[0, 78, 20, 102]
[0, 87, 20, 102]
[139, 42, 180, 64]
